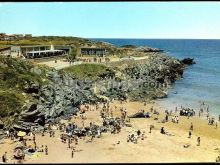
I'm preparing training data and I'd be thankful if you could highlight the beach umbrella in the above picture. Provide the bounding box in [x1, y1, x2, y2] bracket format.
[51, 125, 57, 130]
[17, 131, 26, 137]
[31, 152, 41, 159]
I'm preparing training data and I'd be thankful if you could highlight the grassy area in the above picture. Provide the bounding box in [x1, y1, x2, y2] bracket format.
[0, 56, 50, 118]
[0, 90, 25, 118]
[62, 63, 113, 80]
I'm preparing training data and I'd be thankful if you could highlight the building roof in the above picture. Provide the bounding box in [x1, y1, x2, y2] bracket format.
[20, 45, 70, 48]
[20, 45, 51, 48]
[26, 50, 64, 54]
[80, 47, 106, 50]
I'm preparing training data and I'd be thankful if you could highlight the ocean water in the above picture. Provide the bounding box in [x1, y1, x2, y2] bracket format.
[92, 39, 220, 116]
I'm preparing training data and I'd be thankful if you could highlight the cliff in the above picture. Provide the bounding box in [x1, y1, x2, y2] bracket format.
[0, 39, 195, 132]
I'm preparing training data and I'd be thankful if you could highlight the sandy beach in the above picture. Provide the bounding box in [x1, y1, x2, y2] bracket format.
[1, 100, 220, 163]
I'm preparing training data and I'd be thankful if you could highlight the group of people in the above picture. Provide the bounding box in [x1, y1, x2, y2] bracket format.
[179, 107, 195, 117]
[127, 130, 145, 144]
[2, 100, 220, 163]
[171, 116, 179, 124]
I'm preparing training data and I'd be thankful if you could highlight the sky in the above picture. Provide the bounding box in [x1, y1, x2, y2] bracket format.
[0, 2, 220, 39]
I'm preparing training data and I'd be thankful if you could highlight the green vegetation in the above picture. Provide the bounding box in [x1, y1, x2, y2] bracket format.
[0, 56, 50, 118]
[0, 91, 25, 118]
[0, 36, 90, 46]
[0, 56, 48, 89]
[66, 46, 79, 63]
[62, 63, 111, 80]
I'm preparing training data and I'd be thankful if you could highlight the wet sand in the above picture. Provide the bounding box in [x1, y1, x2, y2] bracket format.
[1, 101, 220, 163]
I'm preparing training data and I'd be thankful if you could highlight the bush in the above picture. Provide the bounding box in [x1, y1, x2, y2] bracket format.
[0, 91, 24, 118]
[62, 63, 110, 80]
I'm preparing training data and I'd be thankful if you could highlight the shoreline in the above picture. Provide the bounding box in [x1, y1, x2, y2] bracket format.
[1, 100, 220, 163]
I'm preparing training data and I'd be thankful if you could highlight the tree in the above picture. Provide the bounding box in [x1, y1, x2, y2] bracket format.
[67, 46, 79, 63]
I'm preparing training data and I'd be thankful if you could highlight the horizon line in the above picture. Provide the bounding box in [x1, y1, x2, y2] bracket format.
[31, 35, 220, 40]
[33, 36, 220, 40]
[89, 37, 220, 40]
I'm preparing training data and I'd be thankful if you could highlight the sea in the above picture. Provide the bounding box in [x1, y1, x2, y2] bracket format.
[92, 39, 220, 116]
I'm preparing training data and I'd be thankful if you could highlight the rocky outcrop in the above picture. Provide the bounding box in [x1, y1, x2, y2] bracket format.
[1, 48, 194, 132]
[98, 54, 186, 101]
[13, 70, 101, 131]
[181, 58, 196, 65]
[128, 111, 150, 118]
[135, 46, 163, 52]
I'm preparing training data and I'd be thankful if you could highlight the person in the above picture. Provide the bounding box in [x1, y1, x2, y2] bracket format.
[75, 137, 78, 145]
[150, 106, 153, 113]
[49, 130, 52, 137]
[90, 133, 95, 142]
[169, 110, 172, 116]
[137, 130, 141, 137]
[97, 129, 101, 138]
[40, 145, 44, 152]
[23, 138, 27, 147]
[190, 122, 193, 131]
[68, 138, 71, 148]
[34, 141, 37, 151]
[208, 118, 211, 125]
[2, 152, 7, 163]
[141, 133, 144, 140]
[71, 149, 74, 158]
[197, 137, 200, 146]
[149, 125, 153, 133]
[200, 108, 203, 114]
[216, 122, 218, 129]
[207, 113, 209, 120]
[219, 115, 220, 122]
[188, 131, 192, 138]
[45, 145, 48, 155]
[199, 111, 201, 117]
[165, 114, 168, 122]
[160, 127, 165, 134]
[216, 156, 220, 162]
[127, 135, 131, 142]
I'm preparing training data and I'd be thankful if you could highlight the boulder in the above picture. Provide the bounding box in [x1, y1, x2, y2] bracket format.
[181, 58, 196, 65]
[128, 112, 150, 118]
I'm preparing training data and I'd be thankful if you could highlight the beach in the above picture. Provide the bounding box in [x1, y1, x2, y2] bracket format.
[1, 1, 220, 164]
[1, 100, 220, 163]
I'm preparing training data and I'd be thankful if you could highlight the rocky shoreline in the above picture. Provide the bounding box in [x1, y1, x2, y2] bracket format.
[0, 45, 195, 134]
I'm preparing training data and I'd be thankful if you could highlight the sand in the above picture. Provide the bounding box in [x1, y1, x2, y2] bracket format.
[1, 101, 220, 163]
